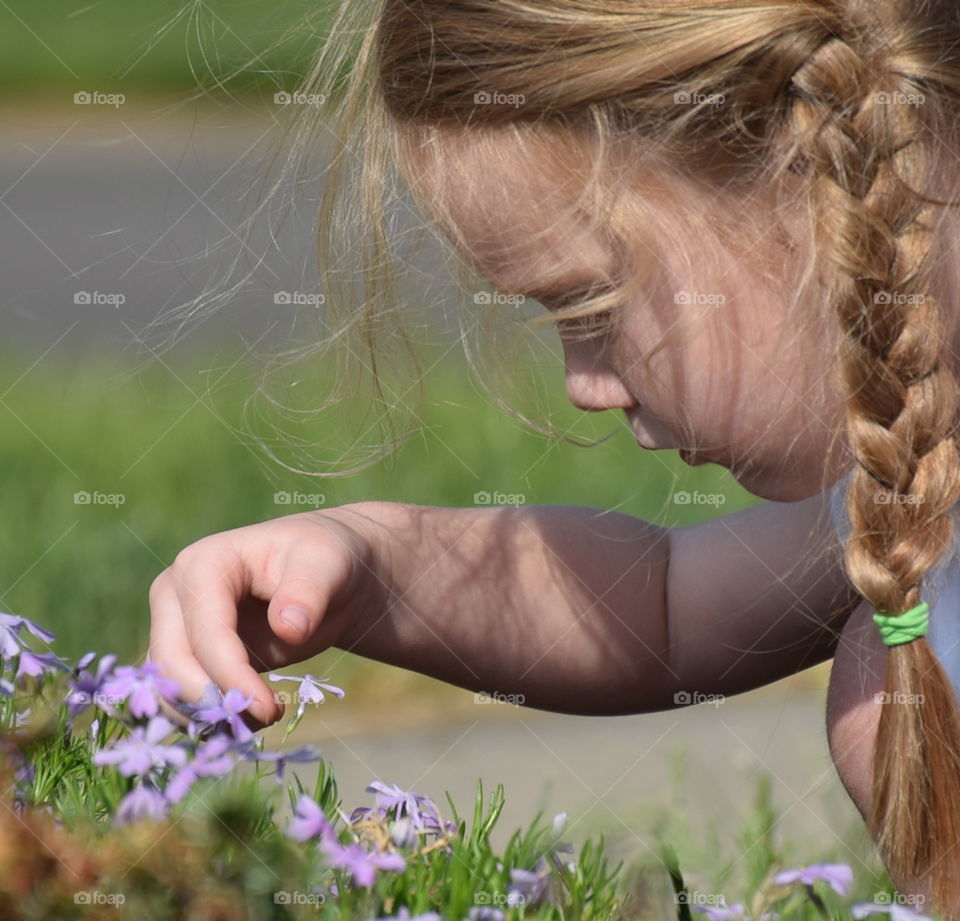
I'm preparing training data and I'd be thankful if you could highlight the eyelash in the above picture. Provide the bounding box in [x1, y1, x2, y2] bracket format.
[552, 283, 617, 337]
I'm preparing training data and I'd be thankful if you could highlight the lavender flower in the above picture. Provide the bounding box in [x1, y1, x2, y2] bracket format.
[165, 735, 236, 804]
[186, 684, 255, 741]
[390, 816, 417, 848]
[320, 838, 406, 887]
[851, 904, 933, 921]
[352, 781, 444, 833]
[238, 742, 321, 783]
[773, 863, 853, 896]
[267, 672, 344, 721]
[507, 860, 549, 907]
[467, 909, 505, 921]
[691, 905, 751, 921]
[116, 784, 170, 824]
[373, 909, 441, 921]
[66, 653, 117, 718]
[0, 613, 55, 659]
[92, 715, 187, 776]
[287, 793, 335, 842]
[100, 663, 180, 718]
[15, 649, 69, 681]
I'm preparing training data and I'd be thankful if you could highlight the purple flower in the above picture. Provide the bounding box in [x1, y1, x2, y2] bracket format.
[116, 784, 170, 824]
[320, 838, 406, 887]
[390, 816, 417, 848]
[66, 653, 117, 718]
[187, 684, 255, 741]
[467, 909, 504, 921]
[165, 735, 236, 804]
[239, 743, 321, 782]
[373, 909, 441, 921]
[353, 781, 444, 833]
[100, 663, 180, 718]
[691, 905, 751, 921]
[267, 673, 345, 721]
[286, 793, 335, 842]
[507, 861, 549, 906]
[92, 716, 188, 777]
[851, 904, 933, 921]
[773, 863, 853, 896]
[0, 613, 55, 659]
[15, 649, 69, 681]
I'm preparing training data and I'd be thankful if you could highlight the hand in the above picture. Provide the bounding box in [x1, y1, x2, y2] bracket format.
[148, 508, 379, 728]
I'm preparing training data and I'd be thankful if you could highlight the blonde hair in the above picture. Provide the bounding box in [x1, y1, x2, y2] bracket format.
[161, 0, 960, 908]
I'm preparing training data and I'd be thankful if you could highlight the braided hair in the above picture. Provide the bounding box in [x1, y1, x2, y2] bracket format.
[303, 0, 960, 907]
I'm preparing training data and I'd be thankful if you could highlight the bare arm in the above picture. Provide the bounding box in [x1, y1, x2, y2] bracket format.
[151, 490, 860, 723]
[331, 492, 861, 715]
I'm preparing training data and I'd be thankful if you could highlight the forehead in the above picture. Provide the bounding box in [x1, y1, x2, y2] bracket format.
[399, 126, 616, 297]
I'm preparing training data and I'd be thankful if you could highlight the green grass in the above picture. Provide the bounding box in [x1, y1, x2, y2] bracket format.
[0, 346, 761, 662]
[0, 0, 328, 95]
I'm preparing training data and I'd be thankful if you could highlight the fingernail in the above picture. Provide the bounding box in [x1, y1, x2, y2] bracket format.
[279, 605, 311, 639]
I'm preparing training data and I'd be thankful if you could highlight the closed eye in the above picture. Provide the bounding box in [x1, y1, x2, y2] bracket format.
[550, 282, 618, 337]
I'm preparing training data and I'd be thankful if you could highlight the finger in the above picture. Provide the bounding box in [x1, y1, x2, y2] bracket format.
[173, 549, 283, 725]
[148, 575, 217, 707]
[265, 540, 355, 646]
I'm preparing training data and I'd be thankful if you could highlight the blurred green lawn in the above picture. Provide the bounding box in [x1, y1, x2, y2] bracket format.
[0, 0, 326, 94]
[0, 346, 761, 665]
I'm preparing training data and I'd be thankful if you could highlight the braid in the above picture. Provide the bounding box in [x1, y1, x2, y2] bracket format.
[787, 19, 960, 910]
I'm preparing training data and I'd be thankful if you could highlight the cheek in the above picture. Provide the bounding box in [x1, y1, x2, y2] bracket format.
[611, 306, 845, 497]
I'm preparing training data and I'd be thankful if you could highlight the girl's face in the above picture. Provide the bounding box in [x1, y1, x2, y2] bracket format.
[408, 133, 852, 502]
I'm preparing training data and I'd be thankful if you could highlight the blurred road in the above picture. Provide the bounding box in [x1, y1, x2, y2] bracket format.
[291, 684, 870, 877]
[0, 101, 458, 362]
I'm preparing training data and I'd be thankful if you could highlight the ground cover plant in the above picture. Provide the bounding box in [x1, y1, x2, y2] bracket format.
[0, 608, 933, 920]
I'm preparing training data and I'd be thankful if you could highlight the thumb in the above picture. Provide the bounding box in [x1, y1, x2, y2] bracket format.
[266, 544, 354, 645]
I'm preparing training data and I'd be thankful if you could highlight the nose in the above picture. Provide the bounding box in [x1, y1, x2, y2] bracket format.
[562, 338, 636, 412]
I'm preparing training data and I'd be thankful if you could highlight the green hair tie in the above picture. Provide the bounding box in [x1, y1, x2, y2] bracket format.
[872, 602, 930, 647]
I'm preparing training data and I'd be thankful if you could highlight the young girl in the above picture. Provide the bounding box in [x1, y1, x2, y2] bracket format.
[148, 0, 960, 915]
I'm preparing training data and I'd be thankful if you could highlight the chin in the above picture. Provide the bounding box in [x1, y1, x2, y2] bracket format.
[729, 465, 824, 502]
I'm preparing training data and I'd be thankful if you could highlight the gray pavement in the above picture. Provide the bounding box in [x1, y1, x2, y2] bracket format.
[0, 102, 458, 360]
[297, 689, 872, 878]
